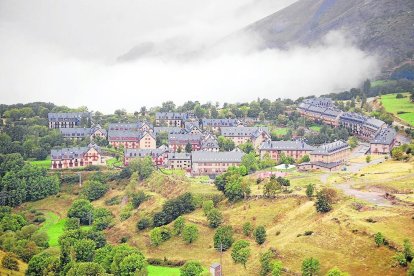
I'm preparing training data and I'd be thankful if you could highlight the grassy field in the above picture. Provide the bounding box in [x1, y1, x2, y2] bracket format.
[147, 265, 181, 276]
[29, 158, 51, 169]
[106, 157, 123, 167]
[380, 92, 414, 126]
[271, 128, 289, 136]
[309, 125, 321, 132]
[40, 212, 66, 247]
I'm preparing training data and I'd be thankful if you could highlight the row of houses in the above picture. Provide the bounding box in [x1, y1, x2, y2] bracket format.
[298, 98, 397, 153]
[48, 112, 91, 129]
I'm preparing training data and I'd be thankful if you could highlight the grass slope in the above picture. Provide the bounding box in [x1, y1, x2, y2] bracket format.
[40, 212, 66, 247]
[0, 250, 27, 275]
[29, 158, 51, 169]
[380, 92, 414, 126]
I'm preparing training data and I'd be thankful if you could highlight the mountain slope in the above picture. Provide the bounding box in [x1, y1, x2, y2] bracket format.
[243, 0, 414, 67]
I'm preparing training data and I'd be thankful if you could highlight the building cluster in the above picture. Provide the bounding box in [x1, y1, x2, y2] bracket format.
[298, 98, 397, 154]
[48, 102, 398, 174]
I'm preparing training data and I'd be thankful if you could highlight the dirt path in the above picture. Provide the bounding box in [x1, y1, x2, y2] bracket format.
[336, 183, 391, 207]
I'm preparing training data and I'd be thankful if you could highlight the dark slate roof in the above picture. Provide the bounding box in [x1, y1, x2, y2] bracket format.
[167, 153, 191, 160]
[259, 140, 314, 151]
[202, 119, 241, 127]
[168, 134, 203, 143]
[156, 112, 194, 120]
[365, 117, 386, 129]
[192, 151, 245, 163]
[51, 144, 100, 160]
[108, 121, 153, 131]
[108, 130, 155, 141]
[370, 127, 396, 145]
[339, 112, 367, 124]
[313, 161, 342, 169]
[154, 127, 184, 135]
[201, 137, 219, 150]
[302, 97, 334, 107]
[311, 140, 350, 155]
[60, 128, 90, 137]
[221, 127, 269, 137]
[48, 112, 90, 122]
[184, 122, 202, 133]
[125, 146, 169, 158]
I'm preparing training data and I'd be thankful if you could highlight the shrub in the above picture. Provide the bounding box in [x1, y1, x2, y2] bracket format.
[33, 216, 46, 223]
[153, 193, 195, 227]
[253, 226, 267, 245]
[202, 200, 214, 215]
[182, 225, 199, 244]
[136, 217, 151, 231]
[404, 239, 413, 262]
[326, 267, 349, 276]
[105, 196, 121, 206]
[67, 199, 94, 225]
[130, 191, 149, 209]
[260, 250, 275, 276]
[231, 240, 250, 268]
[173, 216, 185, 236]
[180, 261, 203, 276]
[271, 260, 283, 276]
[2, 253, 19, 271]
[213, 226, 234, 251]
[304, 231, 313, 236]
[301, 257, 320, 276]
[207, 208, 223, 228]
[305, 184, 314, 199]
[65, 218, 80, 230]
[374, 232, 385, 247]
[242, 222, 253, 237]
[81, 180, 108, 201]
[393, 252, 407, 267]
[315, 189, 335, 213]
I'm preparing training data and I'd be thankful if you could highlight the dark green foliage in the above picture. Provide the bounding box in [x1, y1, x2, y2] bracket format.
[306, 184, 314, 199]
[129, 156, 154, 180]
[81, 180, 108, 201]
[130, 191, 149, 209]
[137, 217, 152, 231]
[215, 167, 250, 202]
[263, 176, 281, 197]
[173, 216, 185, 236]
[153, 193, 196, 227]
[259, 249, 275, 276]
[66, 262, 105, 276]
[217, 136, 235, 151]
[214, 226, 234, 251]
[253, 226, 267, 245]
[301, 257, 320, 276]
[206, 208, 223, 228]
[65, 218, 80, 231]
[74, 239, 96, 262]
[180, 261, 204, 276]
[67, 199, 94, 225]
[185, 142, 192, 153]
[92, 208, 114, 231]
[105, 195, 121, 206]
[241, 152, 259, 173]
[374, 232, 385, 247]
[315, 189, 332, 213]
[1, 252, 19, 271]
[26, 252, 58, 276]
[404, 239, 413, 262]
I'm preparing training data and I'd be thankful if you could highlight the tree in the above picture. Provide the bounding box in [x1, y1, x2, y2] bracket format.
[2, 253, 19, 271]
[185, 142, 192, 153]
[65, 218, 80, 230]
[81, 180, 108, 201]
[301, 257, 320, 276]
[0, 171, 27, 207]
[315, 189, 335, 213]
[263, 176, 281, 197]
[306, 184, 314, 199]
[231, 240, 250, 268]
[260, 250, 275, 276]
[74, 239, 96, 262]
[271, 260, 283, 276]
[26, 252, 56, 276]
[129, 156, 154, 180]
[214, 226, 234, 251]
[150, 227, 170, 246]
[217, 136, 235, 151]
[67, 199, 94, 225]
[374, 232, 385, 247]
[239, 142, 255, 154]
[253, 226, 267, 245]
[153, 193, 196, 227]
[348, 136, 358, 149]
[207, 208, 223, 228]
[67, 262, 105, 276]
[326, 267, 349, 276]
[173, 216, 186, 236]
[242, 222, 253, 237]
[202, 200, 214, 215]
[276, 177, 290, 192]
[182, 225, 199, 244]
[180, 261, 203, 276]
[137, 217, 151, 231]
[366, 155, 371, 163]
[241, 152, 259, 173]
[119, 253, 147, 275]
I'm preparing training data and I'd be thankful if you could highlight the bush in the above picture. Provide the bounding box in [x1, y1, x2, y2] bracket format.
[81, 180, 108, 201]
[105, 196, 121, 206]
[137, 217, 152, 231]
[207, 208, 223, 228]
[374, 232, 385, 247]
[2, 253, 19, 271]
[304, 231, 313, 236]
[33, 216, 46, 223]
[67, 199, 94, 225]
[202, 200, 214, 215]
[301, 257, 320, 276]
[326, 267, 349, 276]
[231, 240, 250, 268]
[242, 222, 253, 237]
[213, 226, 234, 251]
[130, 191, 149, 209]
[253, 226, 266, 245]
[271, 260, 283, 276]
[305, 184, 314, 199]
[315, 188, 336, 213]
[173, 216, 185, 236]
[182, 225, 199, 244]
[393, 252, 407, 267]
[180, 261, 204, 276]
[153, 193, 196, 227]
[65, 218, 80, 230]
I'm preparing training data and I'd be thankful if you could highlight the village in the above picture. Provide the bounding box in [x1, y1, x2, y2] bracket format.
[48, 97, 400, 176]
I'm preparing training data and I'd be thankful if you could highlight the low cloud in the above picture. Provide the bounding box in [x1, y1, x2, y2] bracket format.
[0, 1, 379, 113]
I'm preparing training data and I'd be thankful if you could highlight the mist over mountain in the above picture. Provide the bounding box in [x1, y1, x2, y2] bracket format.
[241, 0, 414, 68]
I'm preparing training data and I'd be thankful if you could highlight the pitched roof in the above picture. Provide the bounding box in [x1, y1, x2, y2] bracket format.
[168, 134, 203, 143]
[154, 127, 184, 135]
[260, 140, 314, 151]
[202, 119, 241, 127]
[108, 121, 153, 131]
[156, 112, 194, 120]
[192, 151, 245, 163]
[60, 128, 91, 137]
[201, 137, 219, 150]
[311, 140, 350, 155]
[125, 147, 169, 158]
[51, 144, 100, 160]
[48, 112, 91, 122]
[108, 129, 155, 141]
[167, 153, 192, 160]
[221, 127, 269, 137]
[370, 127, 396, 145]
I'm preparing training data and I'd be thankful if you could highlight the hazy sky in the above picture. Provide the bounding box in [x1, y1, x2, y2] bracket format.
[0, 0, 379, 113]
